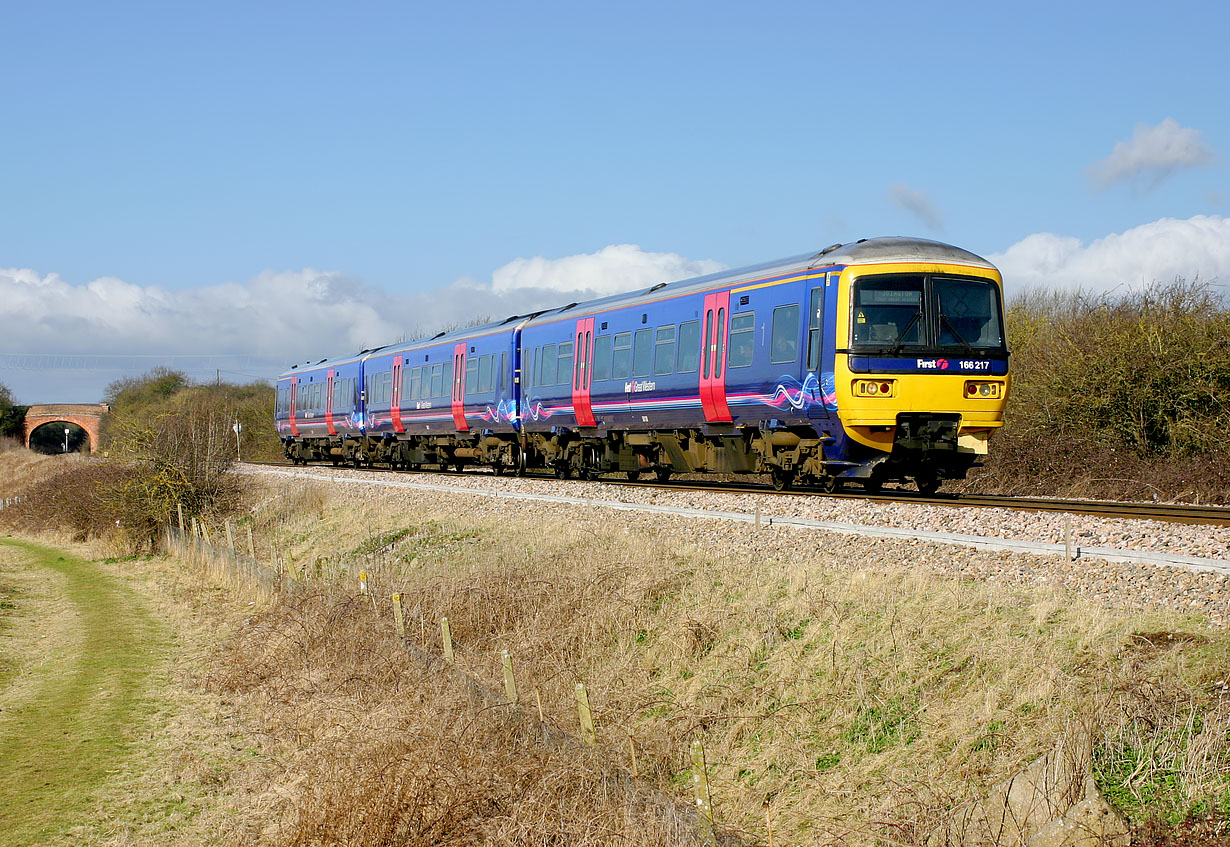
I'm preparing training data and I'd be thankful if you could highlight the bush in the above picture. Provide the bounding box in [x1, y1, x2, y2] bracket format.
[966, 279, 1230, 501]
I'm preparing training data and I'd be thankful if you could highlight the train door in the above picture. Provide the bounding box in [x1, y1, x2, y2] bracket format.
[289, 378, 300, 436]
[391, 356, 405, 433]
[699, 291, 732, 422]
[325, 369, 337, 435]
[451, 343, 469, 431]
[572, 317, 596, 426]
[805, 275, 829, 419]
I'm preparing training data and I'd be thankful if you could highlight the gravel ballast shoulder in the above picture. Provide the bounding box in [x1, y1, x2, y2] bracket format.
[242, 464, 1230, 628]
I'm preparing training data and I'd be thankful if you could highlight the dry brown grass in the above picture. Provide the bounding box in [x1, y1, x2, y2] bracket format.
[197, 479, 1230, 845]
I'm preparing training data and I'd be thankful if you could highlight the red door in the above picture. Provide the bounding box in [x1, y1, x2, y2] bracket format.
[391, 357, 404, 433]
[325, 369, 337, 435]
[699, 292, 732, 422]
[572, 317, 597, 426]
[451, 343, 469, 431]
[288, 379, 300, 436]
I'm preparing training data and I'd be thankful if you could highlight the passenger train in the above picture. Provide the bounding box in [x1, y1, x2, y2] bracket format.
[275, 237, 1010, 494]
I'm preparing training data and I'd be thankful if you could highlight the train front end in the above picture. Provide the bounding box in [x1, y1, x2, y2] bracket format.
[831, 241, 1009, 493]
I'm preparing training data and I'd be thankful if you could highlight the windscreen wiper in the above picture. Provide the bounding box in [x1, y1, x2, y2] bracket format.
[888, 312, 923, 356]
[939, 314, 974, 352]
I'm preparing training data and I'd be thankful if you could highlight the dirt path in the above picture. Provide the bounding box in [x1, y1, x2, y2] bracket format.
[0, 538, 165, 846]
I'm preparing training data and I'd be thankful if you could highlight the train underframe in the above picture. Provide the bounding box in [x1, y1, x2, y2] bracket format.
[283, 413, 979, 494]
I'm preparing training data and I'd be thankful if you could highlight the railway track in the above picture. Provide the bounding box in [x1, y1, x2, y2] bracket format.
[245, 461, 1230, 527]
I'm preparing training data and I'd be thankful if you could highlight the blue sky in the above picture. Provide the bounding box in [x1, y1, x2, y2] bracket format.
[3, 0, 1229, 401]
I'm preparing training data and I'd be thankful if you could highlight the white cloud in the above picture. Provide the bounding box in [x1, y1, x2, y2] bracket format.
[1087, 118, 1215, 189]
[888, 184, 943, 231]
[990, 215, 1230, 295]
[0, 244, 726, 401]
[492, 243, 725, 297]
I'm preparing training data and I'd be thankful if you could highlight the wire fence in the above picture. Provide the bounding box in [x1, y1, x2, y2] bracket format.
[167, 511, 729, 845]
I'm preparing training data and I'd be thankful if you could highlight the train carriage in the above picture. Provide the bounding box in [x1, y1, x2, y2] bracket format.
[276, 236, 1009, 494]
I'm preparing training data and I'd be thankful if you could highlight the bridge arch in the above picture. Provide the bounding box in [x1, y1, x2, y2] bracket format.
[23, 404, 110, 455]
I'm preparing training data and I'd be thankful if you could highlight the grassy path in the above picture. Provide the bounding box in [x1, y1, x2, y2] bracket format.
[0, 538, 165, 846]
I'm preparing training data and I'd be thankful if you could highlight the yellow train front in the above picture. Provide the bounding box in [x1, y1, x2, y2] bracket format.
[824, 238, 1009, 494]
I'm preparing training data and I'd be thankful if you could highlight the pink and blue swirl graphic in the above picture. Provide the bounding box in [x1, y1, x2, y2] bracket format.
[759, 372, 838, 412]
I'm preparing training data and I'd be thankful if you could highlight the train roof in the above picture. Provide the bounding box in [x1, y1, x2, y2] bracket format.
[521, 236, 997, 328]
[277, 237, 996, 376]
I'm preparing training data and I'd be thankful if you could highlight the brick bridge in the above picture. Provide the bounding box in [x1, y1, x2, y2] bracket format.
[24, 403, 111, 454]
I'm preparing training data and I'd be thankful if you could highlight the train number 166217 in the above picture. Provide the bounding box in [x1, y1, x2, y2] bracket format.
[959, 360, 991, 371]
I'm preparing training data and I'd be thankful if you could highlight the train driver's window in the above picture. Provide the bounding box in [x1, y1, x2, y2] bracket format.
[592, 335, 612, 381]
[677, 320, 700, 373]
[852, 276, 924, 347]
[771, 305, 800, 364]
[727, 312, 755, 368]
[612, 333, 632, 380]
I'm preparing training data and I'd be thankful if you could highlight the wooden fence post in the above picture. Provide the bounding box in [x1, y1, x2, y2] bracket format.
[691, 737, 716, 846]
[575, 683, 597, 746]
[177, 503, 185, 533]
[441, 617, 454, 663]
[501, 649, 517, 703]
[246, 525, 256, 560]
[225, 520, 235, 553]
[392, 594, 405, 638]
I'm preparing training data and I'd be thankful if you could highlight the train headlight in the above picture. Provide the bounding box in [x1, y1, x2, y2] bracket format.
[964, 381, 1002, 399]
[854, 379, 896, 397]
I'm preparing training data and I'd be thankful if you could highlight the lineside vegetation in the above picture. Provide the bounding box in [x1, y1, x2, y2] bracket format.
[963, 278, 1230, 501]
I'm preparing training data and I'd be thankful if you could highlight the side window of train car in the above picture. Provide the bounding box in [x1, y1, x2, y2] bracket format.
[806, 287, 823, 370]
[465, 356, 479, 399]
[556, 342, 573, 388]
[632, 328, 652, 377]
[654, 326, 675, 375]
[539, 344, 557, 387]
[592, 335, 612, 381]
[677, 320, 700, 373]
[430, 363, 444, 398]
[478, 354, 492, 393]
[612, 333, 632, 379]
[771, 304, 800, 364]
[408, 367, 421, 401]
[728, 312, 755, 368]
[499, 353, 506, 392]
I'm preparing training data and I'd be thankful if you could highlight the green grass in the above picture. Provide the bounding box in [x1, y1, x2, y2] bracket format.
[0, 538, 165, 846]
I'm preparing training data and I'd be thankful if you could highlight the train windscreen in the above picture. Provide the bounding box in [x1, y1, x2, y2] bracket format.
[850, 274, 1004, 353]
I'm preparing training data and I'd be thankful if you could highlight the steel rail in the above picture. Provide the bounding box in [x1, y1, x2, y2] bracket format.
[243, 461, 1230, 526]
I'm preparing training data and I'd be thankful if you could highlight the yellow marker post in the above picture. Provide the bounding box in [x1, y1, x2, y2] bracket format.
[691, 737, 716, 846]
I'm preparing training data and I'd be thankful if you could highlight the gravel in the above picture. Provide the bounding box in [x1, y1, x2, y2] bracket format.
[243, 463, 1230, 628]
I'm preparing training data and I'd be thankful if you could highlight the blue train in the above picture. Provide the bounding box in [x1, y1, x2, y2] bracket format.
[275, 237, 1010, 493]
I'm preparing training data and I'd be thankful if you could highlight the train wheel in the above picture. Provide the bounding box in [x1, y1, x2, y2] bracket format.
[771, 468, 795, 491]
[655, 467, 672, 483]
[863, 478, 882, 495]
[555, 464, 572, 480]
[351, 456, 361, 469]
[493, 462, 504, 476]
[516, 449, 528, 477]
[915, 473, 940, 496]
[816, 474, 837, 494]
[626, 470, 640, 481]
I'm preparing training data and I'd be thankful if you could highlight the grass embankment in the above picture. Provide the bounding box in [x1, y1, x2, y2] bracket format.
[199, 478, 1230, 845]
[0, 538, 164, 845]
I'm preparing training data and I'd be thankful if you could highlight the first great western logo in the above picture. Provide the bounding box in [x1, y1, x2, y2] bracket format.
[916, 358, 950, 370]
